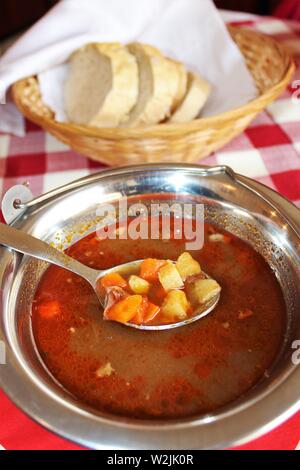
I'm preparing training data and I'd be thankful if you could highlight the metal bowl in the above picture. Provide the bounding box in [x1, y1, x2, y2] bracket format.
[1, 164, 300, 450]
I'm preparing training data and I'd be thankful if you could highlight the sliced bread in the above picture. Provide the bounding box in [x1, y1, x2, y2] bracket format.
[169, 59, 187, 112]
[122, 43, 180, 127]
[64, 43, 138, 127]
[169, 72, 211, 123]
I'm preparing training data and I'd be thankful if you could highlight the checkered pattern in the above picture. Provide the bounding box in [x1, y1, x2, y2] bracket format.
[203, 19, 300, 207]
[1, 14, 300, 451]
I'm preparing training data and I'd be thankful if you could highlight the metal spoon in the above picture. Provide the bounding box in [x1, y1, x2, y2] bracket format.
[0, 223, 220, 330]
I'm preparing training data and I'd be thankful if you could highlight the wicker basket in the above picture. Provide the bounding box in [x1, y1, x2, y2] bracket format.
[12, 26, 295, 166]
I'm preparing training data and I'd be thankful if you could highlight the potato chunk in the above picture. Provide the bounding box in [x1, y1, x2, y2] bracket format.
[129, 275, 150, 294]
[161, 290, 189, 321]
[187, 279, 221, 305]
[176, 252, 201, 280]
[96, 362, 115, 378]
[208, 233, 231, 244]
[158, 261, 184, 291]
[208, 233, 225, 242]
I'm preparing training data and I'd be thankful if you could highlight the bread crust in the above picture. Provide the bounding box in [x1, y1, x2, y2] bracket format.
[123, 43, 180, 126]
[169, 59, 187, 111]
[169, 72, 211, 123]
[65, 43, 139, 127]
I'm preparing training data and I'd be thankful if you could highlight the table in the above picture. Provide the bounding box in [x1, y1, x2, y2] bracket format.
[0, 12, 300, 450]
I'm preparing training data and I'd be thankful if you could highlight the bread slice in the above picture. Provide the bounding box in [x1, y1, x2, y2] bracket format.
[169, 72, 211, 123]
[122, 43, 180, 127]
[169, 59, 187, 112]
[65, 43, 138, 127]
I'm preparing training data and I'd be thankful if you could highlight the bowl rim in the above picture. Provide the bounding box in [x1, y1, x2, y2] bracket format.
[1, 164, 300, 450]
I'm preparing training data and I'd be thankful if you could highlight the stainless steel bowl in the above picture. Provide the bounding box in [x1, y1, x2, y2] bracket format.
[1, 164, 300, 450]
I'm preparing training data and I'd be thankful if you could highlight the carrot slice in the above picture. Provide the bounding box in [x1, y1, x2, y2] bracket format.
[105, 295, 143, 323]
[140, 259, 166, 282]
[38, 300, 61, 319]
[143, 302, 160, 324]
[131, 298, 160, 325]
[101, 272, 127, 289]
[131, 297, 148, 325]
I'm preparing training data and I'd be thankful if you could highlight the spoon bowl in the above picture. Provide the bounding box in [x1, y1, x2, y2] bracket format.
[0, 222, 220, 330]
[124, 281, 220, 330]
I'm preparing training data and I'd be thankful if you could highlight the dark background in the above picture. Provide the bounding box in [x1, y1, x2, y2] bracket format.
[214, 0, 280, 15]
[0, 0, 282, 41]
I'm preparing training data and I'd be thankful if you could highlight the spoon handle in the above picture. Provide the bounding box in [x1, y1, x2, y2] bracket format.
[0, 222, 97, 285]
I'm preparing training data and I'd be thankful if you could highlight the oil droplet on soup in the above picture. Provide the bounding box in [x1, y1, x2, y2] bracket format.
[31, 220, 286, 419]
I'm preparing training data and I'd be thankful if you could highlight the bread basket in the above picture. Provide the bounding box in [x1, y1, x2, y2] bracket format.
[12, 26, 295, 166]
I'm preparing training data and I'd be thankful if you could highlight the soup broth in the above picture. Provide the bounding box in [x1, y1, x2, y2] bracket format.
[32, 220, 286, 419]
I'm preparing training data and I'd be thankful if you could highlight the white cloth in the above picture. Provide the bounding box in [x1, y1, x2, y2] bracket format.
[0, 0, 257, 134]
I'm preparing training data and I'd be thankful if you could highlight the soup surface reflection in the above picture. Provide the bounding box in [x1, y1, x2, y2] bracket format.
[32, 220, 286, 419]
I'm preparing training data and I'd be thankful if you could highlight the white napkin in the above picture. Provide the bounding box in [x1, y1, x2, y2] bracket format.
[0, 98, 25, 136]
[0, 0, 257, 134]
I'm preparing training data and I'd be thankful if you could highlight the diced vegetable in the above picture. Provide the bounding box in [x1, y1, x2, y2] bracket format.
[131, 297, 147, 324]
[38, 300, 61, 319]
[158, 261, 184, 292]
[238, 309, 254, 320]
[208, 233, 225, 242]
[161, 290, 189, 321]
[102, 251, 222, 326]
[105, 295, 143, 323]
[143, 301, 160, 323]
[176, 252, 201, 281]
[96, 362, 115, 378]
[187, 279, 221, 305]
[208, 233, 231, 243]
[129, 275, 150, 295]
[140, 258, 166, 282]
[132, 298, 160, 324]
[101, 272, 127, 289]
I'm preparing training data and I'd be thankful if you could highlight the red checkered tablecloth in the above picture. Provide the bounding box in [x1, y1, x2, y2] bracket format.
[0, 14, 300, 451]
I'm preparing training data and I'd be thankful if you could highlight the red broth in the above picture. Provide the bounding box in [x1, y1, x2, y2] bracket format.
[31, 221, 286, 419]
